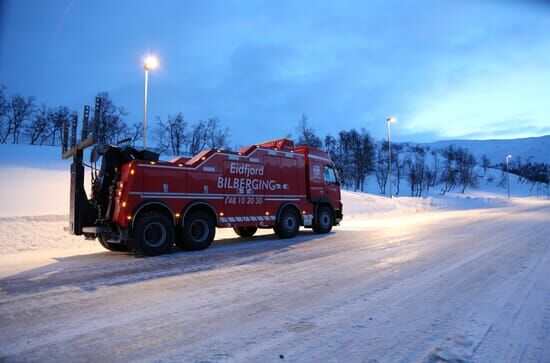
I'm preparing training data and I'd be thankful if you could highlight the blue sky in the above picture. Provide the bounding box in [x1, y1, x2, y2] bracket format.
[1, 0, 549, 145]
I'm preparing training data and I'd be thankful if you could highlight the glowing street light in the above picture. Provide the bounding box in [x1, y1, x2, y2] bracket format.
[506, 154, 512, 198]
[144, 55, 159, 71]
[143, 55, 159, 149]
[387, 117, 397, 198]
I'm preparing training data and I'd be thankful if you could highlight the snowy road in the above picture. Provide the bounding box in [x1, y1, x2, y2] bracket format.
[1, 201, 549, 362]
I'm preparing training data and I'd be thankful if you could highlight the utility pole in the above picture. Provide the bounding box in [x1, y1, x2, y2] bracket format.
[143, 55, 159, 149]
[506, 154, 512, 198]
[386, 117, 397, 198]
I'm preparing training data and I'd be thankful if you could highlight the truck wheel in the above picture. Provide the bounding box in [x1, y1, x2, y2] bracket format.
[233, 226, 258, 238]
[312, 206, 334, 234]
[133, 211, 174, 256]
[98, 234, 129, 252]
[275, 208, 300, 239]
[179, 211, 215, 251]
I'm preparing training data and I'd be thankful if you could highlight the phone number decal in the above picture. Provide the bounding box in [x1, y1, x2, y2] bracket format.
[224, 196, 264, 205]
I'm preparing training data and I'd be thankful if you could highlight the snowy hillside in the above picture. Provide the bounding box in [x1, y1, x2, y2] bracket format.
[418, 134, 550, 164]
[0, 144, 72, 217]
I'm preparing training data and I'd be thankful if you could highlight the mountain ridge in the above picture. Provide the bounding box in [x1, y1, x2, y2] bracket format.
[413, 134, 549, 164]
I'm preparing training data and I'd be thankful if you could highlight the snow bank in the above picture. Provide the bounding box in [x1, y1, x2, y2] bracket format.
[0, 215, 89, 255]
[342, 191, 440, 217]
[0, 167, 69, 217]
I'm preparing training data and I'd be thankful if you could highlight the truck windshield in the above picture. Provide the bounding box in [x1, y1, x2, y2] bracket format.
[324, 165, 339, 185]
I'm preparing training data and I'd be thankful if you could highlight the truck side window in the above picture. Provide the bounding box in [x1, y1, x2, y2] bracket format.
[323, 165, 338, 185]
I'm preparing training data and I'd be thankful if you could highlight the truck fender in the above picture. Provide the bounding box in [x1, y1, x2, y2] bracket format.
[181, 201, 218, 225]
[131, 200, 176, 229]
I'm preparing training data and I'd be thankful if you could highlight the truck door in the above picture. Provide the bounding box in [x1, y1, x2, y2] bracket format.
[322, 164, 340, 209]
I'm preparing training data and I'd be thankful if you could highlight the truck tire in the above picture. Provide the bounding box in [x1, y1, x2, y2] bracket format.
[233, 226, 258, 238]
[98, 234, 129, 252]
[178, 211, 216, 251]
[275, 208, 300, 239]
[133, 211, 174, 256]
[312, 205, 333, 234]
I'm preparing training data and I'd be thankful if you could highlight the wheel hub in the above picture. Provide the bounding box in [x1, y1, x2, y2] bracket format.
[143, 222, 167, 248]
[190, 220, 209, 242]
[285, 215, 296, 230]
[321, 212, 331, 227]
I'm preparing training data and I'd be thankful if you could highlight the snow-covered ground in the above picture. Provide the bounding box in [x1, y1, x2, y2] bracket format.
[0, 143, 549, 362]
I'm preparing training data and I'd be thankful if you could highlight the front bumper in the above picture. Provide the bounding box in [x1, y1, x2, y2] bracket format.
[334, 209, 343, 225]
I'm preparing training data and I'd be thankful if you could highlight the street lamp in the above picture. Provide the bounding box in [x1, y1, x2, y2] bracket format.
[143, 55, 159, 149]
[387, 116, 397, 198]
[506, 154, 512, 198]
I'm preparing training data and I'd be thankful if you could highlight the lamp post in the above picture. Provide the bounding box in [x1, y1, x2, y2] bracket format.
[387, 117, 397, 198]
[506, 154, 512, 198]
[143, 55, 159, 149]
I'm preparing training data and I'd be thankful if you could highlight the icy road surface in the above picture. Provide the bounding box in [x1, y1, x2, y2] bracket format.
[1, 201, 549, 362]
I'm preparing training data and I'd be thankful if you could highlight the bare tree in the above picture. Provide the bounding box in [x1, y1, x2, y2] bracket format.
[440, 146, 458, 195]
[406, 146, 426, 197]
[424, 167, 436, 194]
[206, 117, 230, 149]
[125, 123, 143, 147]
[187, 120, 208, 155]
[334, 130, 354, 188]
[438, 146, 477, 194]
[480, 154, 490, 176]
[510, 160, 549, 195]
[430, 150, 440, 189]
[0, 86, 7, 140]
[156, 113, 188, 155]
[154, 116, 231, 155]
[456, 148, 478, 193]
[47, 106, 71, 146]
[1, 94, 35, 144]
[94, 92, 128, 145]
[354, 129, 375, 191]
[374, 141, 388, 194]
[154, 119, 170, 154]
[296, 113, 322, 148]
[26, 105, 50, 145]
[392, 143, 405, 195]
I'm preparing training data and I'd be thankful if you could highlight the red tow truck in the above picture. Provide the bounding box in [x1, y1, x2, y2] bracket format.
[64, 138, 342, 256]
